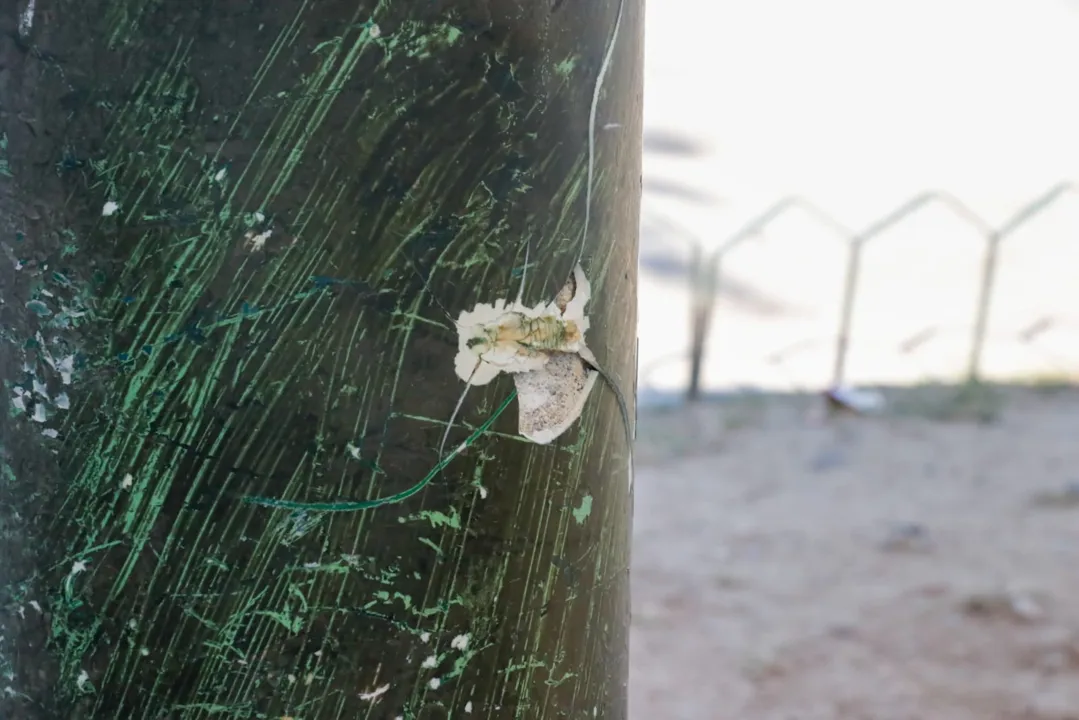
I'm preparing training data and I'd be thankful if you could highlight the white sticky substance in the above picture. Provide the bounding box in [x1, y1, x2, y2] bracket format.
[453, 265, 598, 445]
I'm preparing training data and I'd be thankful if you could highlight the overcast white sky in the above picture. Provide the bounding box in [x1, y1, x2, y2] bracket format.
[638, 0, 1079, 393]
[643, 0, 1079, 234]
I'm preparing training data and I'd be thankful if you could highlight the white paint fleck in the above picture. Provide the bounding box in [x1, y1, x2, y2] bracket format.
[18, 0, 35, 38]
[101, 200, 120, 217]
[243, 228, 273, 252]
[421, 655, 437, 669]
[359, 683, 390, 701]
[253, 211, 266, 223]
[450, 634, 470, 651]
[346, 443, 362, 460]
[428, 678, 440, 690]
[287, 673, 297, 684]
[70, 560, 88, 576]
[369, 23, 381, 38]
[29, 600, 41, 613]
[54, 392, 71, 409]
[140, 647, 149, 656]
[55, 354, 75, 385]
[477, 485, 488, 499]
[214, 167, 227, 182]
[41, 428, 59, 439]
[10, 389, 28, 413]
[31, 403, 46, 423]
[121, 473, 134, 490]
[75, 670, 90, 692]
[420, 631, 431, 643]
[602, 122, 623, 130]
[465, 701, 473, 713]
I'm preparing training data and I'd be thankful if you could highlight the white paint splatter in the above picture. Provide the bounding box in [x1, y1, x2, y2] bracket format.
[75, 670, 90, 692]
[10, 389, 28, 413]
[41, 428, 59, 439]
[465, 701, 473, 713]
[359, 683, 390, 701]
[214, 167, 227, 182]
[54, 354, 75, 385]
[450, 634, 470, 651]
[29, 600, 41, 613]
[428, 678, 440, 690]
[121, 473, 134, 490]
[421, 655, 437, 669]
[101, 200, 120, 217]
[243, 228, 273, 252]
[18, 0, 35, 38]
[420, 632, 431, 643]
[369, 23, 381, 38]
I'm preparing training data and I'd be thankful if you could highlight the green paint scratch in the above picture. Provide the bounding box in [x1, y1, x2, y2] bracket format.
[572, 494, 593, 525]
[242, 391, 516, 512]
[555, 57, 578, 77]
[417, 537, 443, 556]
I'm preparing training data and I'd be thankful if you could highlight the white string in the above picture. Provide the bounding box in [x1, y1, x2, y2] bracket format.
[575, 0, 627, 267]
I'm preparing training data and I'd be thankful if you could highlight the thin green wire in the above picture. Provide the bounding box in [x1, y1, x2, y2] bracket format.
[242, 391, 517, 512]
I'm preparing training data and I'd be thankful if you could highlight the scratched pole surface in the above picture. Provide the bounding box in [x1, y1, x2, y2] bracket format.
[0, 1, 640, 718]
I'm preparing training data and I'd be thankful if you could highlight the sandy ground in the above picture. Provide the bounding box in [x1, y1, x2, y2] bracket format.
[629, 386, 1079, 720]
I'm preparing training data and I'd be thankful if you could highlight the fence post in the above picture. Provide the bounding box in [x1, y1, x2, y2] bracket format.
[832, 239, 864, 387]
[968, 232, 1002, 381]
[686, 244, 711, 400]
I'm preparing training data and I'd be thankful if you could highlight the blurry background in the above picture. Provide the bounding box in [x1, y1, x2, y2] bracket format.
[630, 1, 1079, 717]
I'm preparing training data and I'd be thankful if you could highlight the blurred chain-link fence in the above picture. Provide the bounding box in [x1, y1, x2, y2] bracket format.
[654, 182, 1079, 400]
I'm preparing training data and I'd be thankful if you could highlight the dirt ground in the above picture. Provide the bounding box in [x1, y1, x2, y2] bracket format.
[629, 385, 1079, 720]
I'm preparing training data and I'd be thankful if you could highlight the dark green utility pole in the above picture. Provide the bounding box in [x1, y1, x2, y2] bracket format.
[0, 1, 640, 718]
